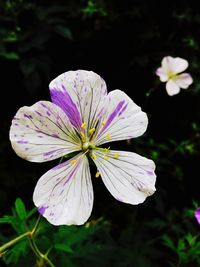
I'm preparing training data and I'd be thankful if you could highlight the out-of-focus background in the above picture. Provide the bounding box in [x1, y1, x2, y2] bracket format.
[1, 1, 200, 266]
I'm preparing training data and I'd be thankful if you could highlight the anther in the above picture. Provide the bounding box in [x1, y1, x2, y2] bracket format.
[113, 153, 119, 159]
[91, 154, 96, 160]
[95, 171, 100, 178]
[106, 133, 111, 140]
[89, 128, 95, 134]
[81, 122, 86, 128]
[70, 159, 77, 165]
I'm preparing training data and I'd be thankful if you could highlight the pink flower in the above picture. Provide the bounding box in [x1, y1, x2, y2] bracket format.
[10, 70, 156, 225]
[195, 207, 200, 224]
[156, 56, 193, 96]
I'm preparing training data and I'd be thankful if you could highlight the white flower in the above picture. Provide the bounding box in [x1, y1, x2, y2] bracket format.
[156, 56, 193, 96]
[10, 70, 156, 226]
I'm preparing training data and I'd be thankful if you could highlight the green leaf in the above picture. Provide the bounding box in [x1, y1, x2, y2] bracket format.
[54, 243, 74, 254]
[162, 235, 175, 251]
[185, 233, 197, 246]
[15, 198, 27, 220]
[0, 51, 19, 60]
[5, 240, 27, 264]
[0, 215, 15, 224]
[178, 239, 185, 251]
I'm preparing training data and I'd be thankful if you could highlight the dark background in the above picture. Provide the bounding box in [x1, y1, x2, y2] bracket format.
[1, 1, 200, 266]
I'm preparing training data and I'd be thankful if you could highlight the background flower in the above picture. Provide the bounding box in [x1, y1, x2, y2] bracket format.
[156, 56, 193, 96]
[195, 208, 200, 224]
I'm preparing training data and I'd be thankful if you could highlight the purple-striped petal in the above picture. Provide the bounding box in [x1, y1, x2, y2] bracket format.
[92, 150, 156, 204]
[10, 101, 81, 162]
[93, 90, 148, 146]
[33, 154, 93, 225]
[49, 70, 107, 131]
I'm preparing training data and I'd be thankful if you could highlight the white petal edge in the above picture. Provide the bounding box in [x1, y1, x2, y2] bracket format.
[93, 90, 148, 146]
[155, 67, 168, 82]
[92, 150, 156, 205]
[33, 154, 93, 225]
[166, 80, 180, 96]
[172, 57, 189, 74]
[175, 73, 193, 89]
[161, 56, 189, 75]
[10, 101, 81, 162]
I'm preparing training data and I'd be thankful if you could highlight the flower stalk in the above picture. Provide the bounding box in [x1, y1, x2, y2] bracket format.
[0, 215, 55, 267]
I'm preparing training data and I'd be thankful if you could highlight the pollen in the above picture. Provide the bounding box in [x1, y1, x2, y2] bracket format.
[81, 122, 86, 128]
[106, 133, 111, 140]
[102, 121, 106, 126]
[70, 159, 77, 165]
[90, 154, 96, 160]
[89, 128, 95, 134]
[95, 171, 100, 178]
[113, 153, 119, 159]
[104, 156, 109, 160]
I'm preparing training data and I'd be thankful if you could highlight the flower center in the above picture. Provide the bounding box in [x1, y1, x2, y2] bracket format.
[167, 71, 177, 80]
[82, 142, 89, 151]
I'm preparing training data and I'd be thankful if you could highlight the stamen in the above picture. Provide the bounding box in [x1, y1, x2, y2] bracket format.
[106, 133, 111, 140]
[104, 156, 109, 160]
[90, 154, 96, 160]
[113, 153, 119, 159]
[95, 171, 100, 178]
[102, 121, 106, 126]
[80, 131, 86, 141]
[81, 122, 86, 128]
[104, 147, 110, 153]
[70, 159, 77, 165]
[89, 128, 95, 134]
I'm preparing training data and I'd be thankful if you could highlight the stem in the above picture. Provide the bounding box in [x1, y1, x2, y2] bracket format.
[0, 214, 55, 267]
[28, 215, 55, 267]
[0, 232, 30, 253]
[31, 214, 41, 236]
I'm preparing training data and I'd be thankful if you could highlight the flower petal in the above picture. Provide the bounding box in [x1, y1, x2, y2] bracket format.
[49, 70, 107, 131]
[195, 208, 200, 225]
[171, 57, 189, 74]
[161, 56, 188, 74]
[161, 56, 174, 73]
[92, 150, 156, 204]
[166, 80, 180, 96]
[155, 67, 168, 82]
[33, 154, 93, 225]
[175, 73, 193, 89]
[10, 101, 81, 162]
[93, 90, 148, 146]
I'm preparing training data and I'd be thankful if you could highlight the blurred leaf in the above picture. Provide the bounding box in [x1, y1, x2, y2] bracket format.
[4, 240, 27, 264]
[0, 215, 15, 224]
[178, 239, 185, 251]
[3, 31, 18, 42]
[15, 198, 27, 220]
[54, 243, 74, 254]
[54, 25, 73, 40]
[162, 235, 175, 251]
[185, 233, 197, 246]
[0, 51, 19, 60]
